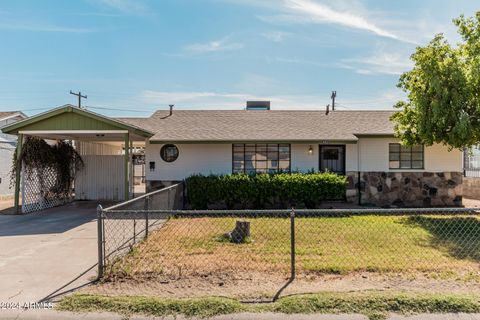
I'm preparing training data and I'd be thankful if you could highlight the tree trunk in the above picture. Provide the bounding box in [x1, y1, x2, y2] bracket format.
[228, 220, 250, 243]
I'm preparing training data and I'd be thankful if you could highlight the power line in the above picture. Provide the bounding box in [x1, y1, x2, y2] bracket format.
[85, 105, 156, 113]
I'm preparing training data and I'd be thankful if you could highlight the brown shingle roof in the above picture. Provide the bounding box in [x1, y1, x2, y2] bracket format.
[118, 110, 395, 142]
[0, 111, 23, 120]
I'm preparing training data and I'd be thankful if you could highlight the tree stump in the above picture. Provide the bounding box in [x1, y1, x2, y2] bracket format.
[225, 220, 250, 243]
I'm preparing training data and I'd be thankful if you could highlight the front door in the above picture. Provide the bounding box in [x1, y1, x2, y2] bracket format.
[319, 145, 345, 175]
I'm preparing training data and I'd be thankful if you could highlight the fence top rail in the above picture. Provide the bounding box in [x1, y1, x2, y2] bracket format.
[101, 207, 480, 217]
[103, 183, 182, 211]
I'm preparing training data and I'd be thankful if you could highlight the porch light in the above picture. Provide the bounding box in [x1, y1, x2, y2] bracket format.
[308, 145, 313, 155]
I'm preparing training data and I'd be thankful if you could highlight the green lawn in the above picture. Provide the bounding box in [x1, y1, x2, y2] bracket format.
[107, 215, 480, 279]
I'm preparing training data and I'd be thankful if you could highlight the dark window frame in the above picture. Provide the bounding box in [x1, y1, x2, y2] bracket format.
[160, 144, 179, 163]
[388, 143, 424, 169]
[232, 143, 291, 174]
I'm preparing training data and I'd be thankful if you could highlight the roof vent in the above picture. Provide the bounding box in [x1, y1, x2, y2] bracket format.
[246, 101, 270, 110]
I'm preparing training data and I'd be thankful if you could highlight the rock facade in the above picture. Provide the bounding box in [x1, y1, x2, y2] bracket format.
[346, 171, 462, 207]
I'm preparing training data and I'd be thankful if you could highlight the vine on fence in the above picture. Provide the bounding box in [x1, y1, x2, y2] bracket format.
[11, 137, 84, 197]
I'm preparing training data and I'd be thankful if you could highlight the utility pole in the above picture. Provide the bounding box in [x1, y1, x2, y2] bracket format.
[70, 90, 87, 108]
[331, 91, 336, 111]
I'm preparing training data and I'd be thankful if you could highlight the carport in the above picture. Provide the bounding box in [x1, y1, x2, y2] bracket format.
[1, 104, 153, 214]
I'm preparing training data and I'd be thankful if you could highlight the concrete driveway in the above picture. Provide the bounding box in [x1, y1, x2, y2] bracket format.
[0, 202, 99, 303]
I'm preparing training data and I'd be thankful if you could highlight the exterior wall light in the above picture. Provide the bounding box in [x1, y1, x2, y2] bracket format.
[308, 145, 313, 155]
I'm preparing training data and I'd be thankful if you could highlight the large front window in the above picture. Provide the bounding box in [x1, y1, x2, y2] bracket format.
[233, 143, 290, 174]
[389, 143, 424, 169]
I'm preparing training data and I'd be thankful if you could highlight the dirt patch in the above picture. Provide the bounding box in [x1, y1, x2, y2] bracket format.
[85, 271, 480, 299]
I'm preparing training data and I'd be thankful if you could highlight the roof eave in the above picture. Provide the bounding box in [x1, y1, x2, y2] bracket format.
[148, 138, 359, 144]
[353, 133, 395, 138]
[1, 105, 154, 138]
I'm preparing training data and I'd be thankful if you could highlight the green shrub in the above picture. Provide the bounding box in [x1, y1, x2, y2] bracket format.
[185, 172, 346, 209]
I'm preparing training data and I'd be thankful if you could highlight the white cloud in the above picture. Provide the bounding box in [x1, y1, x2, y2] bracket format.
[140, 89, 400, 110]
[283, 0, 400, 40]
[94, 0, 147, 14]
[342, 50, 413, 75]
[273, 57, 327, 67]
[184, 36, 243, 54]
[261, 31, 291, 42]
[230, 0, 416, 44]
[336, 89, 406, 109]
[0, 22, 94, 33]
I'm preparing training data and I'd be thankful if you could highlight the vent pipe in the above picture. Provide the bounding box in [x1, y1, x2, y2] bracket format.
[325, 104, 330, 115]
[169, 104, 174, 116]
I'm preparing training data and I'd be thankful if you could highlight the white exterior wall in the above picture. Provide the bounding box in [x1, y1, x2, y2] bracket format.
[357, 137, 462, 172]
[291, 144, 317, 172]
[145, 139, 463, 182]
[146, 143, 232, 181]
[0, 115, 25, 197]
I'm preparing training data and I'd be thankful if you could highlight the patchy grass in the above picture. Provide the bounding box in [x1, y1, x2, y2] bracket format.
[107, 215, 480, 280]
[57, 294, 246, 318]
[58, 291, 480, 320]
[273, 291, 480, 320]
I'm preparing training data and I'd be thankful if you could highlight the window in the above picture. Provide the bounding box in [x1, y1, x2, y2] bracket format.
[160, 144, 179, 162]
[233, 143, 290, 174]
[389, 144, 423, 169]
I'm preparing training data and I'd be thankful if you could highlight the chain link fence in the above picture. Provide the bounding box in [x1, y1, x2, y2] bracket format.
[97, 192, 480, 298]
[97, 183, 184, 277]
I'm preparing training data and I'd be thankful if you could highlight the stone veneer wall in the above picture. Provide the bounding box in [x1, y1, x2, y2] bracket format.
[346, 171, 462, 207]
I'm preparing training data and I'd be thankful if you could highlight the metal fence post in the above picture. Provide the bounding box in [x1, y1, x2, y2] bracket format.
[182, 179, 186, 209]
[167, 188, 171, 209]
[290, 208, 296, 280]
[97, 205, 104, 279]
[145, 196, 150, 239]
[133, 218, 137, 243]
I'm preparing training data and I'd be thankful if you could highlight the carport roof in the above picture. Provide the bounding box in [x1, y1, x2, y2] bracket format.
[1, 104, 154, 141]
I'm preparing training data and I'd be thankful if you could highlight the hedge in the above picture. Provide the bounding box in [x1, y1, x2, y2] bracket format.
[185, 172, 347, 209]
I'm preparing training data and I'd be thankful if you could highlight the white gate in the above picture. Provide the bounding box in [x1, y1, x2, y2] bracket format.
[75, 155, 125, 201]
[74, 141, 126, 201]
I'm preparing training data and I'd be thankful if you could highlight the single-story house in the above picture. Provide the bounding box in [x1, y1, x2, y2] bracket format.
[119, 102, 463, 207]
[0, 111, 27, 198]
[1, 103, 463, 212]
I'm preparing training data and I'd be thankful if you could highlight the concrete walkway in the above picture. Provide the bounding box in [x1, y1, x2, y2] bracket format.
[0, 202, 99, 304]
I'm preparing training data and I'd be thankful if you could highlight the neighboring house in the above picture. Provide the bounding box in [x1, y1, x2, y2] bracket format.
[0, 112, 27, 198]
[120, 102, 463, 207]
[461, 146, 480, 199]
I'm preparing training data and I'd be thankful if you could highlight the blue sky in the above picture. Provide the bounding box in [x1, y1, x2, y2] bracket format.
[0, 0, 477, 117]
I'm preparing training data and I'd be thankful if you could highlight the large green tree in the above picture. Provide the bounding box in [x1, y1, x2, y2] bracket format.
[392, 12, 480, 149]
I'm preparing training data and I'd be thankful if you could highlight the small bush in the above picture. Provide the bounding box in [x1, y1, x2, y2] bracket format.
[185, 172, 346, 209]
